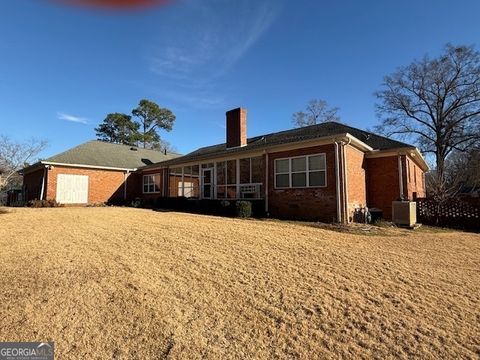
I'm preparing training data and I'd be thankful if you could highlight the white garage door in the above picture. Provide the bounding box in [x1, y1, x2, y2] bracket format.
[56, 174, 89, 204]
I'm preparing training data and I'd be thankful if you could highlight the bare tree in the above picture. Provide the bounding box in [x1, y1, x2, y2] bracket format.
[376, 44, 480, 200]
[292, 99, 340, 127]
[147, 138, 178, 153]
[0, 136, 47, 191]
[442, 147, 480, 195]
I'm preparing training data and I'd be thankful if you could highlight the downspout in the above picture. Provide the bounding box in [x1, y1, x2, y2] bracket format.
[39, 165, 48, 200]
[342, 138, 352, 223]
[398, 155, 404, 199]
[334, 142, 342, 223]
[264, 150, 269, 215]
[123, 170, 129, 200]
[164, 168, 168, 197]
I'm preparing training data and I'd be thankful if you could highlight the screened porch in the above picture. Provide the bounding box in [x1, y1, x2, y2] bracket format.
[167, 155, 265, 200]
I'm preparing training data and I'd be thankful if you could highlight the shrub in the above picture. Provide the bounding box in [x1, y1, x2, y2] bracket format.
[107, 198, 128, 206]
[26, 199, 62, 208]
[235, 201, 252, 218]
[131, 198, 145, 208]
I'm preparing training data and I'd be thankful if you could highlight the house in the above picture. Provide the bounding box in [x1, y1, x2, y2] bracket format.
[22, 141, 179, 204]
[21, 107, 428, 222]
[140, 108, 428, 222]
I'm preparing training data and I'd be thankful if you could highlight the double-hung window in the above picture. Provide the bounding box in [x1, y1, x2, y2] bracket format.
[275, 154, 326, 188]
[143, 174, 161, 193]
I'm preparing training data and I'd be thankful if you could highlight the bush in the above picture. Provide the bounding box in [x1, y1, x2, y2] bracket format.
[131, 198, 145, 208]
[235, 201, 252, 218]
[26, 199, 62, 208]
[107, 198, 128, 206]
[87, 202, 107, 207]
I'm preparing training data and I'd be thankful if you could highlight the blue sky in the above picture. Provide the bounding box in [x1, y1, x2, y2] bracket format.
[1, 0, 479, 158]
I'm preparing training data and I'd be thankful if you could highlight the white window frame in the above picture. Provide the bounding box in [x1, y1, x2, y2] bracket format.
[143, 174, 161, 194]
[274, 153, 327, 189]
[179, 181, 194, 197]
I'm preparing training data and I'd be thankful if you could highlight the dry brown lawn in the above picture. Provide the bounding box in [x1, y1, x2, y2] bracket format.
[0, 207, 479, 359]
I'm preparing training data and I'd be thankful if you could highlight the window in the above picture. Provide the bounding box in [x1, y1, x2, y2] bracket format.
[168, 166, 200, 198]
[251, 156, 264, 183]
[179, 181, 194, 197]
[143, 174, 161, 193]
[274, 154, 326, 188]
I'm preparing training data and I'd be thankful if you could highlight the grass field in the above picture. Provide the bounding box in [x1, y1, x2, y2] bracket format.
[0, 207, 479, 359]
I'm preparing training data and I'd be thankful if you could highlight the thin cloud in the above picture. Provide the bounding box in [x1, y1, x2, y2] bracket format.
[150, 1, 281, 80]
[57, 112, 88, 124]
[146, 0, 283, 109]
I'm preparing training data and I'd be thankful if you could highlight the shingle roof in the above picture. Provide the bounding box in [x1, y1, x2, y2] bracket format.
[146, 121, 414, 168]
[40, 140, 180, 169]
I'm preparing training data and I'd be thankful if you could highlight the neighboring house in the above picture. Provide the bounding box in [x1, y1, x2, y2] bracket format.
[140, 108, 428, 222]
[22, 141, 179, 204]
[21, 107, 428, 222]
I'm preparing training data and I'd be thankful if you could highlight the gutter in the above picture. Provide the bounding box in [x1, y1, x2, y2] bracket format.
[366, 147, 429, 172]
[40, 161, 136, 172]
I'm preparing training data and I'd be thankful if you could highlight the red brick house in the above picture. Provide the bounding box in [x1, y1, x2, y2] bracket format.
[22, 107, 428, 222]
[140, 108, 428, 222]
[22, 141, 179, 204]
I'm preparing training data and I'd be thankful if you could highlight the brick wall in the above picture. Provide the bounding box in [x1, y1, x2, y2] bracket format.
[45, 166, 130, 204]
[365, 156, 400, 220]
[23, 168, 46, 201]
[267, 144, 338, 222]
[405, 155, 426, 199]
[345, 145, 367, 221]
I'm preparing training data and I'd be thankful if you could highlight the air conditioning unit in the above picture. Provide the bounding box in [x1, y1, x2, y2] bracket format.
[392, 201, 417, 227]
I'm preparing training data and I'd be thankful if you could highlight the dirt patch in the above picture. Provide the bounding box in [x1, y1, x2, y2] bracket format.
[0, 207, 479, 359]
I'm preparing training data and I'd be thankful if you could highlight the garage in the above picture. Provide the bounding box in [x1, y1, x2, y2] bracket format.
[56, 174, 89, 204]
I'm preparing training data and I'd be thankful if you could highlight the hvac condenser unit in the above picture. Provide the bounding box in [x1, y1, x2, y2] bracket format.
[392, 201, 417, 227]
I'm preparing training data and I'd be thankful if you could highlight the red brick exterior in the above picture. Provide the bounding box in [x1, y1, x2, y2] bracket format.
[226, 108, 247, 148]
[23, 168, 46, 201]
[46, 166, 130, 203]
[23, 143, 426, 222]
[345, 145, 367, 222]
[365, 156, 400, 220]
[405, 155, 426, 199]
[267, 144, 338, 222]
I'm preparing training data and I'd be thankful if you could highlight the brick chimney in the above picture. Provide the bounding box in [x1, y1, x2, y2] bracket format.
[226, 107, 247, 148]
